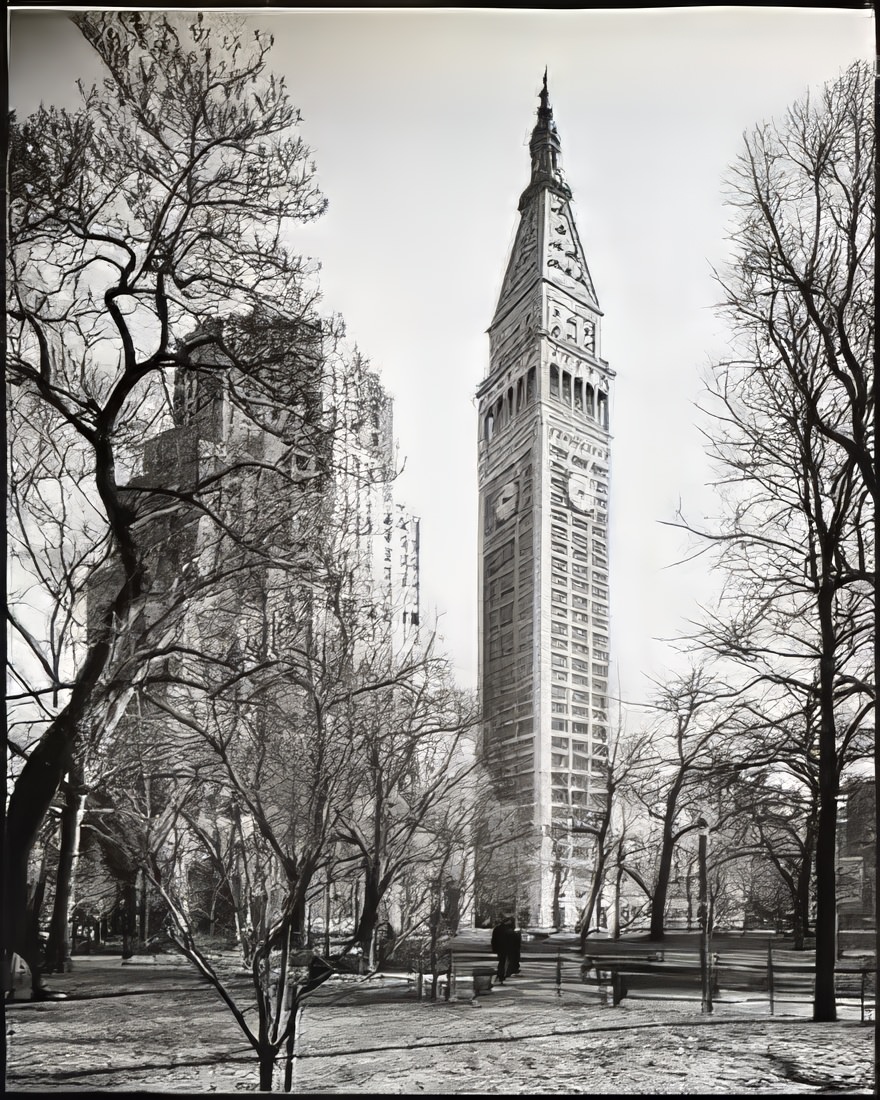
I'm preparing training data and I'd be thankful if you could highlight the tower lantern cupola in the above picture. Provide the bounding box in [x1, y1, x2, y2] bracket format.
[521, 69, 571, 210]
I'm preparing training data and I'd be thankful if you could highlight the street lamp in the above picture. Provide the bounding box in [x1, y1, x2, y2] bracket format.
[697, 817, 713, 1015]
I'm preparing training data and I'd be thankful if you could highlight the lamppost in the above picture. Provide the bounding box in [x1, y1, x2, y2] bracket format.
[697, 817, 713, 1015]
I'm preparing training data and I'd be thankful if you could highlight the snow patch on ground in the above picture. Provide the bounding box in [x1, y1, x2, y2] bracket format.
[5, 954, 872, 1093]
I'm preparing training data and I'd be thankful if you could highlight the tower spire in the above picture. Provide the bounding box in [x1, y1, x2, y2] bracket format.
[521, 69, 570, 209]
[538, 67, 550, 121]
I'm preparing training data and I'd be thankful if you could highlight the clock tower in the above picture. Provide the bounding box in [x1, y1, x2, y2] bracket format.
[476, 74, 614, 928]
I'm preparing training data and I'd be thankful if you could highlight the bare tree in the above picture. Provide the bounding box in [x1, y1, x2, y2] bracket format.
[97, 570, 363, 1089]
[5, 11, 331, 994]
[629, 665, 742, 942]
[332, 634, 480, 964]
[575, 723, 653, 947]
[671, 61, 873, 1020]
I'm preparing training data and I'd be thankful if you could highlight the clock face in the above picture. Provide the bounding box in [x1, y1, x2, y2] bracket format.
[493, 481, 519, 523]
[567, 473, 591, 513]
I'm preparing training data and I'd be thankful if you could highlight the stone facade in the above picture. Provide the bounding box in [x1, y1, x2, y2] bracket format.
[476, 76, 614, 927]
[88, 332, 420, 657]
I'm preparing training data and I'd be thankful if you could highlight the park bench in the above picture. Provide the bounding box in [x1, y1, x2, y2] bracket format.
[834, 967, 874, 1023]
[579, 953, 672, 1005]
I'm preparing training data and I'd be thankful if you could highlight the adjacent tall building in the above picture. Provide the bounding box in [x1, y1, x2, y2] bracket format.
[477, 76, 614, 928]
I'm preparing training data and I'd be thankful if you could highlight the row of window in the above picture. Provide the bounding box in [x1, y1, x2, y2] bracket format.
[549, 366, 609, 428]
[483, 368, 536, 441]
[482, 364, 610, 442]
[551, 709, 608, 731]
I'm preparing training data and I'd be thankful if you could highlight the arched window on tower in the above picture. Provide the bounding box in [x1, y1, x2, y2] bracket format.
[484, 411, 494, 441]
[516, 376, 525, 413]
[574, 377, 584, 412]
[562, 372, 572, 407]
[550, 364, 560, 398]
[526, 367, 536, 404]
[597, 391, 609, 429]
[585, 383, 595, 418]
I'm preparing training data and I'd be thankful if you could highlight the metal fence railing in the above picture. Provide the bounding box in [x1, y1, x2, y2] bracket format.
[431, 945, 875, 1022]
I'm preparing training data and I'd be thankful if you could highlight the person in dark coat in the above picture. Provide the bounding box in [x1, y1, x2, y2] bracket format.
[491, 916, 520, 982]
[490, 917, 512, 983]
[507, 919, 522, 976]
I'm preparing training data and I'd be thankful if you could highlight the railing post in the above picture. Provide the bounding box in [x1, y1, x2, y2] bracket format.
[698, 825, 713, 1015]
[415, 956, 423, 1001]
[445, 953, 453, 1002]
[767, 941, 775, 1016]
[861, 968, 866, 1024]
[556, 951, 562, 997]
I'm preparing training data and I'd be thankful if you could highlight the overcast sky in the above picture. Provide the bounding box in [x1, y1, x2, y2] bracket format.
[9, 6, 874, 704]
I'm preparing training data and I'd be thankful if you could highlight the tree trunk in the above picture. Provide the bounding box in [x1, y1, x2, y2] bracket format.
[353, 866, 381, 956]
[650, 779, 684, 943]
[11, 861, 50, 995]
[4, 429, 142, 989]
[813, 785, 838, 1019]
[4, 719, 75, 994]
[258, 1045, 277, 1091]
[4, 609, 135, 994]
[323, 881, 331, 957]
[579, 849, 606, 946]
[45, 774, 87, 972]
[428, 901, 441, 999]
[791, 854, 811, 952]
[551, 851, 564, 929]
[612, 861, 624, 940]
[282, 1007, 301, 1092]
[121, 878, 138, 959]
[650, 825, 676, 942]
[813, 606, 839, 1022]
[793, 818, 816, 951]
[685, 864, 695, 930]
[140, 869, 149, 947]
[813, 730, 839, 1019]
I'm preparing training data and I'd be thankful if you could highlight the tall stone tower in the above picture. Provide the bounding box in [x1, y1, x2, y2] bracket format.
[477, 75, 613, 929]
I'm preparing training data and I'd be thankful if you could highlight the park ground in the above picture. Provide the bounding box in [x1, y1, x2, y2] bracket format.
[4, 930, 874, 1094]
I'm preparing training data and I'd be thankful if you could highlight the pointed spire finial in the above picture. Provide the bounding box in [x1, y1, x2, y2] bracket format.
[538, 67, 551, 121]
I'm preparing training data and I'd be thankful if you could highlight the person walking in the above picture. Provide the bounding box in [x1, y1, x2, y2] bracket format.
[507, 919, 522, 976]
[491, 917, 512, 984]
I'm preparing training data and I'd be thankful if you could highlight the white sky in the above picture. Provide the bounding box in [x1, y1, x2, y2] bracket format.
[8, 6, 874, 704]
